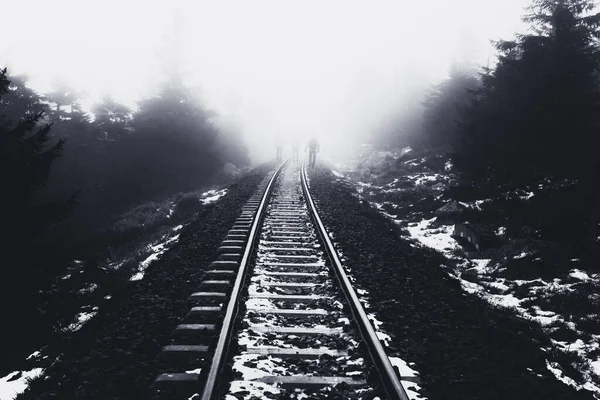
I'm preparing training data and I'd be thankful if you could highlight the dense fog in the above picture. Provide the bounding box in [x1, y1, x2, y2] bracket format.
[5, 2, 600, 395]
[2, 0, 529, 163]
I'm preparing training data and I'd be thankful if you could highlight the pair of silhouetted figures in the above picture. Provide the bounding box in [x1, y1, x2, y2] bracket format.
[275, 136, 320, 167]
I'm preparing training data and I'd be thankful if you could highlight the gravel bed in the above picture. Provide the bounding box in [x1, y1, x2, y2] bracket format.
[307, 165, 595, 400]
[17, 162, 277, 400]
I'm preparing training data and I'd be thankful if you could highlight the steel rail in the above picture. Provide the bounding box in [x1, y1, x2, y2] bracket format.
[300, 162, 410, 400]
[199, 161, 288, 400]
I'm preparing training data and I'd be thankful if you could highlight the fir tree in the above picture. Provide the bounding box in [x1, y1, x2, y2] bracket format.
[0, 73, 49, 123]
[0, 68, 76, 251]
[47, 76, 82, 119]
[421, 64, 479, 151]
[457, 0, 600, 181]
[92, 94, 132, 141]
[453, 0, 600, 240]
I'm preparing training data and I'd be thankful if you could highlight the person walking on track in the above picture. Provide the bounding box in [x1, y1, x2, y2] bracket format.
[305, 135, 320, 167]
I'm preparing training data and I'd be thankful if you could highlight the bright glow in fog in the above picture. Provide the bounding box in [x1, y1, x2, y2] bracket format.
[0, 0, 529, 163]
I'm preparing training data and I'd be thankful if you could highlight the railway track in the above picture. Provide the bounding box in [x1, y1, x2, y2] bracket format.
[154, 162, 410, 400]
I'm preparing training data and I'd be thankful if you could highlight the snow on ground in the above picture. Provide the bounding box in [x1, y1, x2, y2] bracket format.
[389, 357, 426, 400]
[405, 217, 458, 258]
[471, 259, 491, 273]
[67, 308, 98, 332]
[410, 174, 442, 186]
[447, 266, 600, 397]
[79, 283, 98, 294]
[226, 381, 281, 400]
[6, 187, 221, 397]
[130, 233, 180, 281]
[404, 214, 600, 395]
[570, 269, 591, 281]
[458, 199, 490, 211]
[593, 358, 600, 376]
[347, 273, 428, 399]
[520, 191, 535, 200]
[344, 160, 600, 397]
[355, 181, 373, 195]
[0, 368, 44, 400]
[201, 188, 228, 205]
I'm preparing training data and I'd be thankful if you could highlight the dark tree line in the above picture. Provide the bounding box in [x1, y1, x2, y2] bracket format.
[421, 64, 479, 152]
[457, 0, 600, 182]
[0, 68, 76, 269]
[408, 0, 600, 240]
[36, 71, 250, 236]
[0, 66, 249, 344]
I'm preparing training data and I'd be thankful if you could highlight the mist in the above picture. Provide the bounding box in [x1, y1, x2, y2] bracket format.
[6, 2, 600, 396]
[1, 0, 530, 164]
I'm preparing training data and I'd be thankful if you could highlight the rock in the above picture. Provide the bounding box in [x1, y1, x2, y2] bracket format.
[454, 223, 499, 251]
[434, 201, 465, 216]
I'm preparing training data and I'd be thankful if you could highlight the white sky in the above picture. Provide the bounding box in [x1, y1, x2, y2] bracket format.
[0, 0, 530, 162]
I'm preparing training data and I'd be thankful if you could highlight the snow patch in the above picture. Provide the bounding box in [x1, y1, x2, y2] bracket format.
[226, 381, 280, 400]
[231, 354, 279, 381]
[520, 191, 535, 200]
[389, 357, 419, 379]
[376, 331, 391, 347]
[0, 368, 44, 400]
[67, 309, 98, 332]
[130, 233, 180, 281]
[201, 188, 228, 205]
[470, 259, 491, 273]
[79, 283, 98, 294]
[449, 270, 600, 394]
[569, 269, 590, 281]
[592, 358, 600, 376]
[406, 218, 457, 257]
[389, 357, 426, 399]
[546, 361, 580, 388]
[514, 252, 530, 259]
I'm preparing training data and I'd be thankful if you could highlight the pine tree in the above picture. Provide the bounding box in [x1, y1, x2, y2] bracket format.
[458, 0, 600, 182]
[92, 94, 132, 141]
[0, 68, 76, 250]
[0, 73, 49, 123]
[115, 12, 229, 202]
[125, 75, 221, 200]
[47, 76, 82, 119]
[421, 64, 479, 151]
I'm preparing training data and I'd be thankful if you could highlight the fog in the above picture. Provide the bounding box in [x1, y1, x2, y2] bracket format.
[1, 0, 529, 164]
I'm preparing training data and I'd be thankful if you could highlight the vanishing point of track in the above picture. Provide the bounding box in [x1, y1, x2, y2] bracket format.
[153, 161, 410, 400]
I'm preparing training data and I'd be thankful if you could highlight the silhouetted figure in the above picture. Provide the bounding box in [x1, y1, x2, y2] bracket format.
[305, 136, 320, 167]
[291, 136, 300, 162]
[275, 137, 284, 161]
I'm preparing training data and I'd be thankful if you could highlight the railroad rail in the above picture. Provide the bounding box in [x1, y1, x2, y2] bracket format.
[153, 161, 410, 400]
